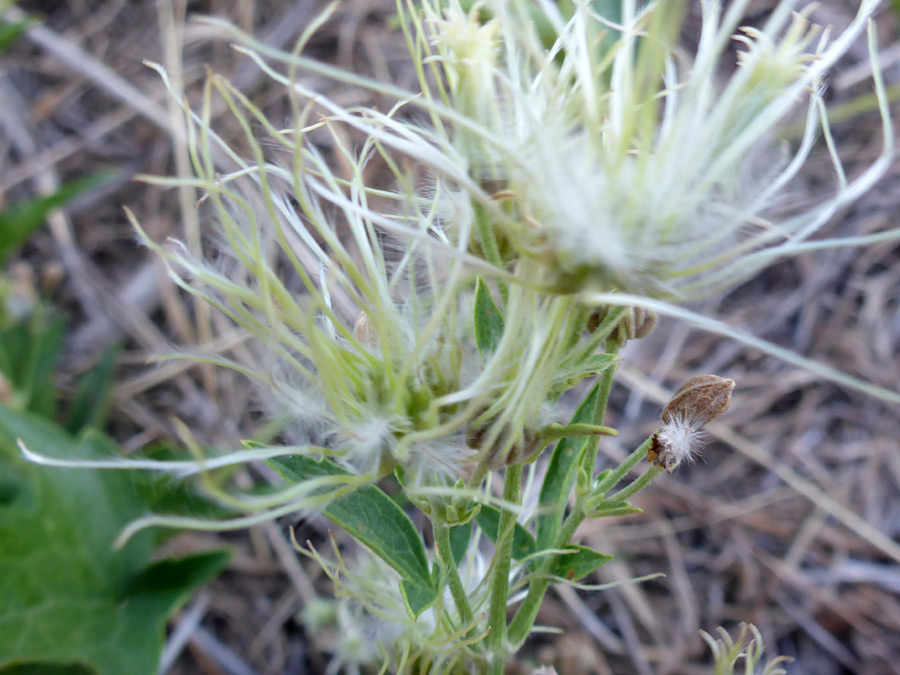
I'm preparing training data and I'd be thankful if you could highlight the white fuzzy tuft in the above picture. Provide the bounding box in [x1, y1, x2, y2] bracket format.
[655, 415, 709, 471]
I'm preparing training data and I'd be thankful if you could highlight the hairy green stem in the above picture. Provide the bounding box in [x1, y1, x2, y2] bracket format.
[592, 436, 654, 495]
[507, 346, 622, 648]
[434, 521, 474, 629]
[507, 436, 658, 646]
[486, 464, 523, 673]
[600, 464, 665, 507]
[583, 342, 619, 472]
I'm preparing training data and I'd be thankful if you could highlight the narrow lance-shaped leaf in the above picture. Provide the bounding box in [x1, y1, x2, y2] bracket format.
[473, 276, 504, 356]
[536, 382, 601, 549]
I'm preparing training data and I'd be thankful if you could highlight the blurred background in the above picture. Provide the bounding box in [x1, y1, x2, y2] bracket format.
[1, 1, 899, 673]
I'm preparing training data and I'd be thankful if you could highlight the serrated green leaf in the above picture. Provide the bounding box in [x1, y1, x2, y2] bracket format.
[0, 173, 113, 263]
[0, 407, 226, 675]
[475, 504, 536, 561]
[268, 455, 437, 617]
[550, 544, 611, 581]
[473, 277, 504, 356]
[536, 382, 601, 549]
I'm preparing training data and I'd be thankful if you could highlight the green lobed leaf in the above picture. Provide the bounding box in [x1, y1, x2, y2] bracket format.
[474, 504, 536, 561]
[268, 455, 437, 618]
[536, 382, 601, 550]
[550, 544, 612, 581]
[0, 406, 228, 675]
[473, 276, 504, 356]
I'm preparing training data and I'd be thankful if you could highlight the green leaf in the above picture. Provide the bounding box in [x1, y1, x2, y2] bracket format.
[399, 578, 438, 620]
[123, 549, 231, 614]
[268, 455, 437, 618]
[0, 314, 64, 417]
[448, 522, 472, 567]
[0, 407, 228, 675]
[536, 382, 601, 549]
[550, 544, 611, 582]
[64, 344, 120, 434]
[475, 504, 536, 561]
[473, 276, 504, 356]
[0, 172, 113, 263]
[0, 665, 95, 675]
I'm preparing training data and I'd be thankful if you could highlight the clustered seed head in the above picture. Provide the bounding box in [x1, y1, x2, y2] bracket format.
[649, 375, 735, 471]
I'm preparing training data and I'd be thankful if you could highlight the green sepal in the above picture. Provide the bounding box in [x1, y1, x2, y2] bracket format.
[575, 464, 591, 498]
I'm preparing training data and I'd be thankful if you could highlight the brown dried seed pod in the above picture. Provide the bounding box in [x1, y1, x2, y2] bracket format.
[661, 375, 734, 429]
[632, 308, 657, 339]
[585, 307, 605, 333]
[587, 306, 657, 344]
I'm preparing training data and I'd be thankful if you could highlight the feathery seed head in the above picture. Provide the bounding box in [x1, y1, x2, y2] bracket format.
[411, 0, 890, 298]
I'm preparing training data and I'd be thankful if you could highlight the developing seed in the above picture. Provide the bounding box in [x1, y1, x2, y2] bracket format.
[649, 375, 735, 472]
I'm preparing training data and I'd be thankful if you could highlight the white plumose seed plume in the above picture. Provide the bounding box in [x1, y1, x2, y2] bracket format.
[422, 0, 893, 297]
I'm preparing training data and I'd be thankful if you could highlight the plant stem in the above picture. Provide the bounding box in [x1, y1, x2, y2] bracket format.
[583, 342, 619, 471]
[592, 436, 654, 495]
[434, 521, 474, 628]
[507, 438, 657, 646]
[506, 344, 621, 648]
[486, 464, 523, 674]
[600, 464, 665, 507]
[507, 502, 585, 647]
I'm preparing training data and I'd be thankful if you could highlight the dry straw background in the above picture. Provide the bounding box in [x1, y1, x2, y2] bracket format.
[2, 1, 900, 673]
